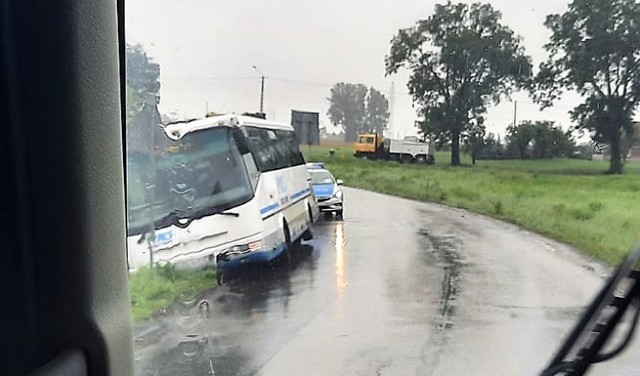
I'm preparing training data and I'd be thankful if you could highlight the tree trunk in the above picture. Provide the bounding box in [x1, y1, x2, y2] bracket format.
[345, 126, 357, 143]
[451, 132, 460, 166]
[609, 129, 623, 174]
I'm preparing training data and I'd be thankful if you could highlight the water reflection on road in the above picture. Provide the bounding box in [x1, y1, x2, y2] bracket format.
[133, 188, 640, 376]
[334, 221, 347, 303]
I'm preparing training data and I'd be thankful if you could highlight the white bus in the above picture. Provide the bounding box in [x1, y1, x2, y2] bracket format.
[126, 114, 319, 284]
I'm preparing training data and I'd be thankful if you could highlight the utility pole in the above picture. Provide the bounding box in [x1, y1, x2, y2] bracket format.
[260, 75, 265, 114]
[253, 65, 265, 115]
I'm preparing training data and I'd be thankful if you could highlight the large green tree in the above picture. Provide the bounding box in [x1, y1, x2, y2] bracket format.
[529, 121, 574, 159]
[533, 0, 640, 174]
[385, 1, 531, 165]
[506, 120, 574, 159]
[328, 83, 391, 142]
[506, 121, 536, 159]
[126, 44, 160, 122]
[327, 83, 367, 142]
[365, 88, 390, 135]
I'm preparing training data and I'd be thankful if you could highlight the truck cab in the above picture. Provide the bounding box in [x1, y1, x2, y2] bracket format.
[354, 133, 384, 158]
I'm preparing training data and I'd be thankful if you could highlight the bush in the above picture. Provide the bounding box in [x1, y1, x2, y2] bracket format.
[493, 201, 504, 215]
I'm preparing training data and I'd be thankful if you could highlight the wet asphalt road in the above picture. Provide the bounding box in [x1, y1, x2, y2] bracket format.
[134, 187, 640, 375]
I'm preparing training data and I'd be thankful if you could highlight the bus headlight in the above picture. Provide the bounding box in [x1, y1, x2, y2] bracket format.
[248, 241, 262, 251]
[334, 190, 343, 200]
[218, 241, 262, 262]
[227, 244, 249, 253]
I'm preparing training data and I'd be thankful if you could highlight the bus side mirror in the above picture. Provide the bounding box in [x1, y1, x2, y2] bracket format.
[336, 179, 343, 186]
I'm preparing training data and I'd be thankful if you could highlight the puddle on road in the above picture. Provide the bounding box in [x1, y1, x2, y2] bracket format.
[133, 243, 319, 376]
[417, 229, 464, 375]
[419, 230, 463, 330]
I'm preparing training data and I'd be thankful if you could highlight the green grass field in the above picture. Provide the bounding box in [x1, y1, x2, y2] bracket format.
[304, 145, 640, 265]
[129, 265, 216, 322]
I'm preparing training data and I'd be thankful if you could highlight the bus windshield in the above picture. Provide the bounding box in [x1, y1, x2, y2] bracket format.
[127, 126, 253, 235]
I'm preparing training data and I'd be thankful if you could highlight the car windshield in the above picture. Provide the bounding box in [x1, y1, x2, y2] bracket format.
[126, 126, 253, 234]
[310, 170, 334, 185]
[124, 0, 640, 375]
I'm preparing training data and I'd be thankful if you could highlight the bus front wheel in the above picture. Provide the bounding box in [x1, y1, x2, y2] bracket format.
[282, 222, 292, 264]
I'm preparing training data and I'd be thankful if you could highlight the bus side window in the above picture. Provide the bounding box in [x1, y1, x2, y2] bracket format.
[243, 126, 276, 171]
[242, 126, 304, 172]
[274, 130, 296, 167]
[283, 131, 304, 165]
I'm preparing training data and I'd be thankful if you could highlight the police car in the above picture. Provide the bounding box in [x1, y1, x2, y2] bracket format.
[306, 163, 344, 219]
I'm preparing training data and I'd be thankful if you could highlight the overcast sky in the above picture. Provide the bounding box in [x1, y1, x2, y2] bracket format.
[126, 0, 582, 138]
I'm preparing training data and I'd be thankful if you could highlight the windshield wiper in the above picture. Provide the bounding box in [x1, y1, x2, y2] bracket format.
[541, 243, 640, 375]
[155, 207, 239, 229]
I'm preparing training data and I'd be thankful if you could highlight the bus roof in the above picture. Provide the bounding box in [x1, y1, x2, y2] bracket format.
[163, 114, 294, 140]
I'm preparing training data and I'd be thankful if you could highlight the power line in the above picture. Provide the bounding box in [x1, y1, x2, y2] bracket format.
[267, 77, 333, 87]
[163, 76, 257, 81]
[268, 77, 414, 98]
[161, 75, 413, 96]
[161, 75, 580, 112]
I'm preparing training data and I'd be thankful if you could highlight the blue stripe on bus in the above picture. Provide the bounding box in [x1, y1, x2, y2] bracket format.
[259, 202, 280, 215]
[260, 189, 312, 219]
[289, 187, 310, 201]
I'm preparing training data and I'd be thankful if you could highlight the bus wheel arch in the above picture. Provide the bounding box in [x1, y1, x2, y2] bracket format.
[302, 201, 314, 240]
[281, 216, 292, 264]
[306, 201, 315, 224]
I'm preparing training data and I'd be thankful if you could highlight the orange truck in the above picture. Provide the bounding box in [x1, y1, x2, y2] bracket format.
[353, 133, 435, 164]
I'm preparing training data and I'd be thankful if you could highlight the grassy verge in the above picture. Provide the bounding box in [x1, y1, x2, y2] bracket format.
[129, 264, 216, 322]
[305, 145, 640, 265]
